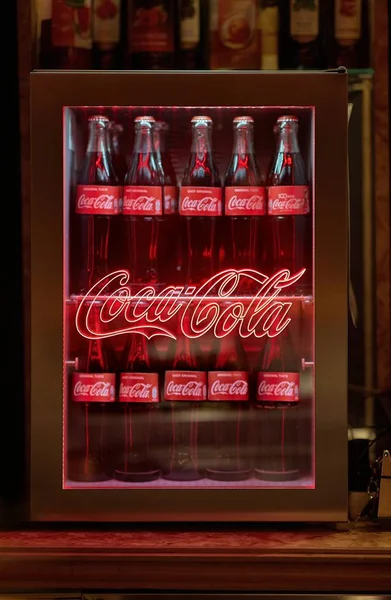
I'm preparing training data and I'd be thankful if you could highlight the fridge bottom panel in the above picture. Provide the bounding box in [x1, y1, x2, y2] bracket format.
[65, 475, 314, 489]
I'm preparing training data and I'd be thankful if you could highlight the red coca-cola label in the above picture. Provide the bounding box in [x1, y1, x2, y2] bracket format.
[207, 371, 249, 402]
[179, 187, 223, 216]
[164, 371, 207, 401]
[72, 372, 116, 403]
[119, 373, 159, 403]
[257, 372, 300, 403]
[163, 185, 178, 215]
[76, 185, 121, 215]
[123, 186, 162, 216]
[225, 187, 267, 216]
[268, 185, 310, 215]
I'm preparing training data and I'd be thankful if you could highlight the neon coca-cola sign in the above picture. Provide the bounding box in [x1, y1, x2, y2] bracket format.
[75, 267, 305, 341]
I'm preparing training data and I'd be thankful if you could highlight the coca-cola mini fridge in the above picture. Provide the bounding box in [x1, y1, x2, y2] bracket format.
[30, 70, 348, 522]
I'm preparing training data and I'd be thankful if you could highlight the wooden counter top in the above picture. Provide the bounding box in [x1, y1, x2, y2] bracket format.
[0, 525, 390, 593]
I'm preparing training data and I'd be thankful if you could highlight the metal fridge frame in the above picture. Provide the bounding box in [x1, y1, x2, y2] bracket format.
[30, 70, 348, 523]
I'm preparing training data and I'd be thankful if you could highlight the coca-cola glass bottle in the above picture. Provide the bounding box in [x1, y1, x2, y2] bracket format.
[254, 329, 301, 481]
[75, 115, 120, 294]
[114, 333, 160, 482]
[207, 332, 251, 481]
[224, 116, 267, 278]
[123, 116, 164, 286]
[163, 314, 207, 481]
[268, 115, 311, 293]
[68, 302, 115, 483]
[180, 116, 222, 284]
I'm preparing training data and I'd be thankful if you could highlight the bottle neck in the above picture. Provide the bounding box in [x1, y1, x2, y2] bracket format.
[276, 128, 300, 153]
[133, 127, 155, 155]
[127, 335, 149, 370]
[87, 307, 106, 371]
[233, 127, 254, 155]
[191, 126, 212, 155]
[87, 124, 109, 154]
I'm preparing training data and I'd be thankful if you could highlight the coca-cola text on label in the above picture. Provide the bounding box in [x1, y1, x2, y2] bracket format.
[72, 372, 116, 403]
[180, 187, 223, 216]
[207, 371, 249, 402]
[268, 185, 309, 216]
[257, 372, 300, 403]
[76, 185, 121, 215]
[123, 186, 162, 216]
[225, 187, 266, 216]
[119, 373, 159, 403]
[164, 371, 207, 402]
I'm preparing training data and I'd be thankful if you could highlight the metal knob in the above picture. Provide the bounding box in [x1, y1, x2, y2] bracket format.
[301, 358, 314, 370]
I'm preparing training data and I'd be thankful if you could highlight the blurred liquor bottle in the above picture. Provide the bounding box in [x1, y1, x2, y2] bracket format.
[92, 0, 122, 68]
[259, 0, 279, 70]
[177, 0, 207, 69]
[50, 0, 93, 69]
[329, 0, 370, 69]
[38, 0, 53, 68]
[209, 0, 260, 70]
[127, 0, 176, 69]
[279, 0, 324, 69]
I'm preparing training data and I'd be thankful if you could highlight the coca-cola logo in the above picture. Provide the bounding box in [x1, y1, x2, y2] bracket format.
[182, 196, 219, 212]
[269, 196, 305, 211]
[75, 267, 305, 341]
[166, 381, 204, 397]
[227, 194, 264, 212]
[258, 380, 297, 397]
[120, 383, 155, 399]
[123, 196, 159, 212]
[210, 380, 248, 396]
[78, 194, 116, 210]
[74, 381, 112, 397]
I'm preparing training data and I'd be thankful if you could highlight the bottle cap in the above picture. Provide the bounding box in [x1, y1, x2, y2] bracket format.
[276, 115, 299, 125]
[88, 115, 109, 126]
[233, 116, 254, 127]
[134, 116, 155, 129]
[191, 116, 212, 126]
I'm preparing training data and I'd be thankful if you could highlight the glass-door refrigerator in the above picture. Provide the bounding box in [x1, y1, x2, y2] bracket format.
[30, 69, 348, 522]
